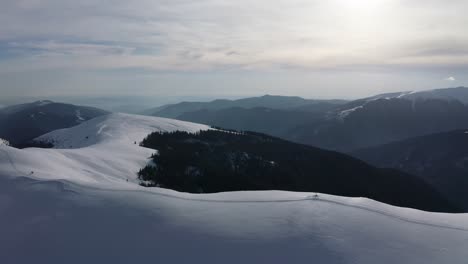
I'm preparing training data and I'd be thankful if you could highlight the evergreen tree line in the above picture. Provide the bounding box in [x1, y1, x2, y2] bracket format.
[138, 129, 459, 212]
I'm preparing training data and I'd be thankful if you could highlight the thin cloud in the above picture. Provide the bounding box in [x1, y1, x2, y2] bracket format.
[1, 0, 468, 73]
[0, 0, 467, 97]
[446, 76, 456, 81]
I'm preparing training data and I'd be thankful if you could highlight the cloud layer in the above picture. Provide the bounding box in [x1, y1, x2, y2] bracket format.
[1, 0, 467, 97]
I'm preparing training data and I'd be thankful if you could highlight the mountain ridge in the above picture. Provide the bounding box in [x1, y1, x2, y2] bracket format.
[351, 129, 468, 210]
[146, 94, 347, 118]
[0, 100, 109, 146]
[145, 87, 468, 152]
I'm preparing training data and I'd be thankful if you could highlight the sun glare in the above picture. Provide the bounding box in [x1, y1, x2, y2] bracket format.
[335, 0, 390, 29]
[340, 0, 388, 11]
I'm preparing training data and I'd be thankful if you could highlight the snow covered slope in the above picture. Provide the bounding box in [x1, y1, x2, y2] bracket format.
[0, 113, 209, 186]
[362, 87, 468, 104]
[0, 100, 109, 145]
[0, 113, 467, 264]
[337, 87, 468, 118]
[398, 87, 468, 103]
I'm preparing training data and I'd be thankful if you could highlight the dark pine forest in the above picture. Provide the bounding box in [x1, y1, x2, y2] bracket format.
[138, 129, 458, 213]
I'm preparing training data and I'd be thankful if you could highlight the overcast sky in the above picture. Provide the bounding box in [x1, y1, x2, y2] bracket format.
[1, 0, 467, 99]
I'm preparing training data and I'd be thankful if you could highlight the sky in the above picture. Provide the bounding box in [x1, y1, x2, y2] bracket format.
[1, 0, 468, 99]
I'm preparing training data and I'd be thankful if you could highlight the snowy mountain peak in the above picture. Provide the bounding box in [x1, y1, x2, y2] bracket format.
[337, 87, 468, 120]
[368, 87, 468, 104]
[36, 113, 210, 149]
[0, 113, 210, 187]
[401, 87, 468, 103]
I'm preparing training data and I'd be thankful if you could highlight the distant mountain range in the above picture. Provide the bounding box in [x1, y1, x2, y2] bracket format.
[177, 107, 322, 138]
[0, 100, 108, 146]
[147, 87, 468, 152]
[292, 94, 468, 151]
[352, 129, 468, 211]
[144, 94, 347, 118]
